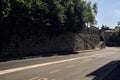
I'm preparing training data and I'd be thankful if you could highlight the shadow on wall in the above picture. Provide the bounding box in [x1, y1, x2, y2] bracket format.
[86, 60, 120, 80]
[0, 32, 76, 61]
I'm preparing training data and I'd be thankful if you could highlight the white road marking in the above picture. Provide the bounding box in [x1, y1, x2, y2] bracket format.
[49, 70, 60, 74]
[29, 76, 39, 80]
[0, 54, 100, 75]
[29, 77, 48, 80]
[66, 65, 75, 68]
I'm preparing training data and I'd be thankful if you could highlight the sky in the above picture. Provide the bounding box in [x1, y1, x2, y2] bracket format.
[91, 0, 120, 29]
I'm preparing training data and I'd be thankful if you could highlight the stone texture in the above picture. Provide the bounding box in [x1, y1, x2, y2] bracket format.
[2, 32, 100, 56]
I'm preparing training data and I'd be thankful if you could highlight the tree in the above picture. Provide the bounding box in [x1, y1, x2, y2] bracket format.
[1, 0, 98, 33]
[93, 3, 98, 16]
[64, 0, 75, 32]
[101, 25, 109, 30]
[109, 33, 117, 43]
[117, 21, 120, 26]
[1, 0, 11, 20]
[83, 1, 97, 27]
[47, 0, 66, 31]
[109, 30, 120, 43]
[117, 30, 120, 43]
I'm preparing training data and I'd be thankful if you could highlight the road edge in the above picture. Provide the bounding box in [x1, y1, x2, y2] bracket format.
[0, 48, 103, 62]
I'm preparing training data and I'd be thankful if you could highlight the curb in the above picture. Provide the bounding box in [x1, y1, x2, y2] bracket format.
[75, 48, 102, 53]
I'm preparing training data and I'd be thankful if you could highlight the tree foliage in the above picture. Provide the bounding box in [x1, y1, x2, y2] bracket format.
[1, 0, 98, 33]
[1, 0, 11, 20]
[117, 21, 120, 26]
[101, 25, 110, 30]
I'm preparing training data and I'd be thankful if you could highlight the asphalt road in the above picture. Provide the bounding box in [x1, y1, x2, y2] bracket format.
[0, 47, 120, 80]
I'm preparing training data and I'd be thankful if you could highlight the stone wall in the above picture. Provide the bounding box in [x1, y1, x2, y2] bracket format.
[1, 32, 100, 57]
[80, 33, 100, 47]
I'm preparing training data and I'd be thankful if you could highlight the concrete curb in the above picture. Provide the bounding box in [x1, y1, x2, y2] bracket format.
[75, 48, 102, 53]
[97, 60, 120, 80]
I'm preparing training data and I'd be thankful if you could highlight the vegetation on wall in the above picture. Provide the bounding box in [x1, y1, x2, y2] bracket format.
[109, 30, 120, 43]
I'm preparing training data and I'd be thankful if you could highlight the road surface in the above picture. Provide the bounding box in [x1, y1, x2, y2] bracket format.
[0, 47, 120, 80]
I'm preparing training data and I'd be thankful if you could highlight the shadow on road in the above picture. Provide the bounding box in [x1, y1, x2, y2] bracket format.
[86, 60, 120, 80]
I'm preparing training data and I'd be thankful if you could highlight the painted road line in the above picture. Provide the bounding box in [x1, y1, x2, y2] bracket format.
[29, 77, 48, 80]
[38, 78, 48, 80]
[29, 76, 39, 80]
[0, 53, 101, 75]
[66, 65, 75, 68]
[66, 60, 91, 69]
[49, 70, 60, 74]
